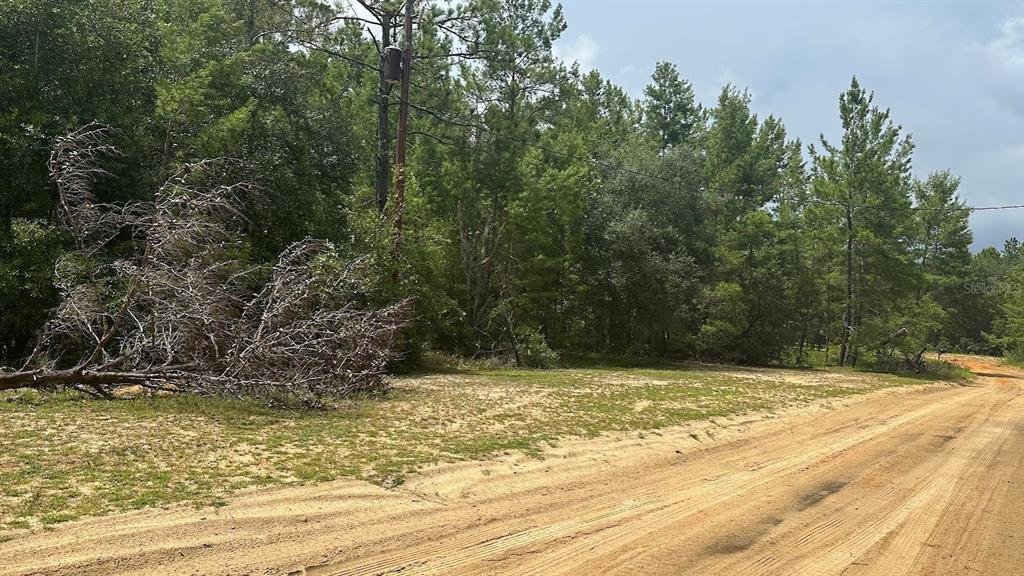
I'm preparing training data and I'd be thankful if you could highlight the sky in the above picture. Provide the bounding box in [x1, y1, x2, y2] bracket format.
[552, 0, 1024, 251]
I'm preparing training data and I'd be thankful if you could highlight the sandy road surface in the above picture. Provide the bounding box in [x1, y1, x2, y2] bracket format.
[2, 356, 1021, 576]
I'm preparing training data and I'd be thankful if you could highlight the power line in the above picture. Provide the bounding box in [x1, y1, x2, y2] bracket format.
[405, 98, 1024, 214]
[959, 204, 1024, 211]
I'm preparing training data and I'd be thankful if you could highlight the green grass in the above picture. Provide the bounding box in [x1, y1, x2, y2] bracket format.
[1001, 355, 1024, 370]
[793, 348, 975, 382]
[0, 362, 953, 535]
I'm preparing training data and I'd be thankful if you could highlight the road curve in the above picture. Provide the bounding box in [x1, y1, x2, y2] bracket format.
[1, 356, 1021, 575]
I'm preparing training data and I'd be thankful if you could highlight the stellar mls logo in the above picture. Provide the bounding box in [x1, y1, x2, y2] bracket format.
[963, 281, 1022, 295]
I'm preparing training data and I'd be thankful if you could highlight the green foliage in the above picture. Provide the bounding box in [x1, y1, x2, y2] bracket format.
[581, 146, 706, 356]
[642, 62, 702, 150]
[704, 86, 786, 209]
[155, 1, 362, 258]
[699, 210, 810, 364]
[809, 77, 918, 366]
[0, 1, 1011, 374]
[0, 0, 159, 225]
[859, 295, 945, 368]
[514, 326, 560, 368]
[990, 260, 1024, 361]
[0, 220, 64, 359]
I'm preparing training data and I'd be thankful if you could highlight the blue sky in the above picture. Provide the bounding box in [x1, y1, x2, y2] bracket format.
[552, 0, 1024, 251]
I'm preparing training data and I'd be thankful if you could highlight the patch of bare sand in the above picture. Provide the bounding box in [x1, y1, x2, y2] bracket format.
[704, 366, 884, 388]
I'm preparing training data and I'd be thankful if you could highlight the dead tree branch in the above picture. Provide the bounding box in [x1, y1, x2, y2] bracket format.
[0, 125, 406, 405]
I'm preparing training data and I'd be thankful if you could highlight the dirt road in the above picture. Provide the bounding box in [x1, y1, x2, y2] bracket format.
[2, 356, 1021, 575]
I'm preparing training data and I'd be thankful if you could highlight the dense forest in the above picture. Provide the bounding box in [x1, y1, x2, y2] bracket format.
[2, 0, 1023, 378]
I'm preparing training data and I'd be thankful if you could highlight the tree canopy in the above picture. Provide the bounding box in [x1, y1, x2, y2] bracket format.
[2, 0, 1020, 373]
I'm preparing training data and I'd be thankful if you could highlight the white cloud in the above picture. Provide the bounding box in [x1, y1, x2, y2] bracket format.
[709, 67, 759, 104]
[554, 34, 600, 72]
[987, 17, 1024, 71]
[983, 17, 1024, 116]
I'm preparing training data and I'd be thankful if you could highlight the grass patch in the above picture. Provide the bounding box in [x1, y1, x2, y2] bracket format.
[796, 348, 975, 382]
[0, 362, 946, 534]
[1001, 355, 1024, 370]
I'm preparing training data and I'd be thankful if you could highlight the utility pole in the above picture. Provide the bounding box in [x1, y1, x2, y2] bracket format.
[374, 16, 395, 213]
[391, 0, 413, 282]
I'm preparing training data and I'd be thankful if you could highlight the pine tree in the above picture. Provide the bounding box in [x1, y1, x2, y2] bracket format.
[642, 62, 702, 151]
[810, 77, 915, 366]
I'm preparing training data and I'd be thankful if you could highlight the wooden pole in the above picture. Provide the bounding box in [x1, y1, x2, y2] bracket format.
[374, 16, 393, 213]
[392, 0, 413, 282]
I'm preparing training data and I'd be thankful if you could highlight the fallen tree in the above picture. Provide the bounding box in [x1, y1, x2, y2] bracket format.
[0, 124, 405, 405]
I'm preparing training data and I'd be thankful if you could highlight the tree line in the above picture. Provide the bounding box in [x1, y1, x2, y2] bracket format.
[2, 0, 1022, 375]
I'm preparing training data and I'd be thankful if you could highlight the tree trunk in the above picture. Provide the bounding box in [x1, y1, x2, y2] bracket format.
[798, 315, 808, 363]
[245, 0, 257, 44]
[839, 202, 854, 366]
[0, 368, 184, 393]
